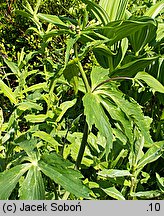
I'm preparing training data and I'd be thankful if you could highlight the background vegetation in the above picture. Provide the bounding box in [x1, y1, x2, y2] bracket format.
[0, 0, 164, 200]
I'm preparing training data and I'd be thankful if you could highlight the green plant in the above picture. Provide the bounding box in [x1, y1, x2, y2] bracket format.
[0, 0, 164, 200]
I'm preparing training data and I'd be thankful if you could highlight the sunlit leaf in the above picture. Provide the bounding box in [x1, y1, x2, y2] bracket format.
[0, 80, 17, 104]
[102, 187, 125, 200]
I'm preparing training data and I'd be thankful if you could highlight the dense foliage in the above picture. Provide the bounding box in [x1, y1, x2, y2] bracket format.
[0, 0, 164, 200]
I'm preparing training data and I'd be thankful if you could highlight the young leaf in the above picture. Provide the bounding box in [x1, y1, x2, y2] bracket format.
[0, 80, 17, 104]
[102, 187, 125, 200]
[39, 160, 90, 198]
[19, 165, 45, 200]
[33, 131, 61, 147]
[0, 164, 31, 199]
[83, 92, 113, 158]
[135, 72, 164, 93]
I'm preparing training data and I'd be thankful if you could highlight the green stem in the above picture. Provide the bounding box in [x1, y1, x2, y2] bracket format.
[74, 43, 91, 93]
[75, 122, 88, 170]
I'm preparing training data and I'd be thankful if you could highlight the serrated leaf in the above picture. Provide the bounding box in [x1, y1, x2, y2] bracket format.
[19, 165, 45, 200]
[98, 169, 132, 178]
[83, 92, 113, 158]
[99, 89, 153, 146]
[0, 164, 31, 199]
[102, 187, 125, 200]
[39, 160, 90, 198]
[135, 72, 164, 93]
[0, 80, 17, 104]
[137, 141, 164, 169]
[33, 131, 61, 147]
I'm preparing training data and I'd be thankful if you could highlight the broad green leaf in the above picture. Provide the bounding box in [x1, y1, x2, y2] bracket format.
[156, 173, 164, 193]
[102, 187, 125, 200]
[82, 0, 110, 25]
[83, 92, 113, 157]
[110, 56, 158, 77]
[0, 80, 17, 104]
[19, 165, 45, 200]
[99, 89, 153, 146]
[131, 190, 161, 199]
[23, 82, 47, 93]
[0, 164, 31, 199]
[145, 1, 164, 18]
[33, 131, 61, 147]
[98, 169, 132, 178]
[91, 66, 109, 90]
[137, 141, 164, 169]
[39, 160, 90, 198]
[37, 13, 68, 28]
[25, 114, 47, 123]
[135, 72, 164, 93]
[17, 101, 43, 111]
[98, 17, 157, 47]
[99, 0, 128, 21]
[3, 58, 19, 75]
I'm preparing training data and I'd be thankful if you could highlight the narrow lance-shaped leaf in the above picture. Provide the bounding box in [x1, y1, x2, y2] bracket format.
[33, 131, 61, 147]
[102, 187, 125, 200]
[137, 141, 164, 169]
[19, 165, 45, 200]
[83, 92, 113, 158]
[0, 80, 17, 104]
[37, 13, 68, 28]
[0, 164, 31, 200]
[145, 1, 164, 18]
[98, 169, 132, 178]
[135, 71, 164, 93]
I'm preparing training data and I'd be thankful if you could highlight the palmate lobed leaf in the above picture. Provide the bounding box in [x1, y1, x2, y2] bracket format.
[0, 164, 31, 200]
[83, 92, 113, 158]
[19, 165, 45, 200]
[39, 159, 90, 199]
[97, 88, 153, 146]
